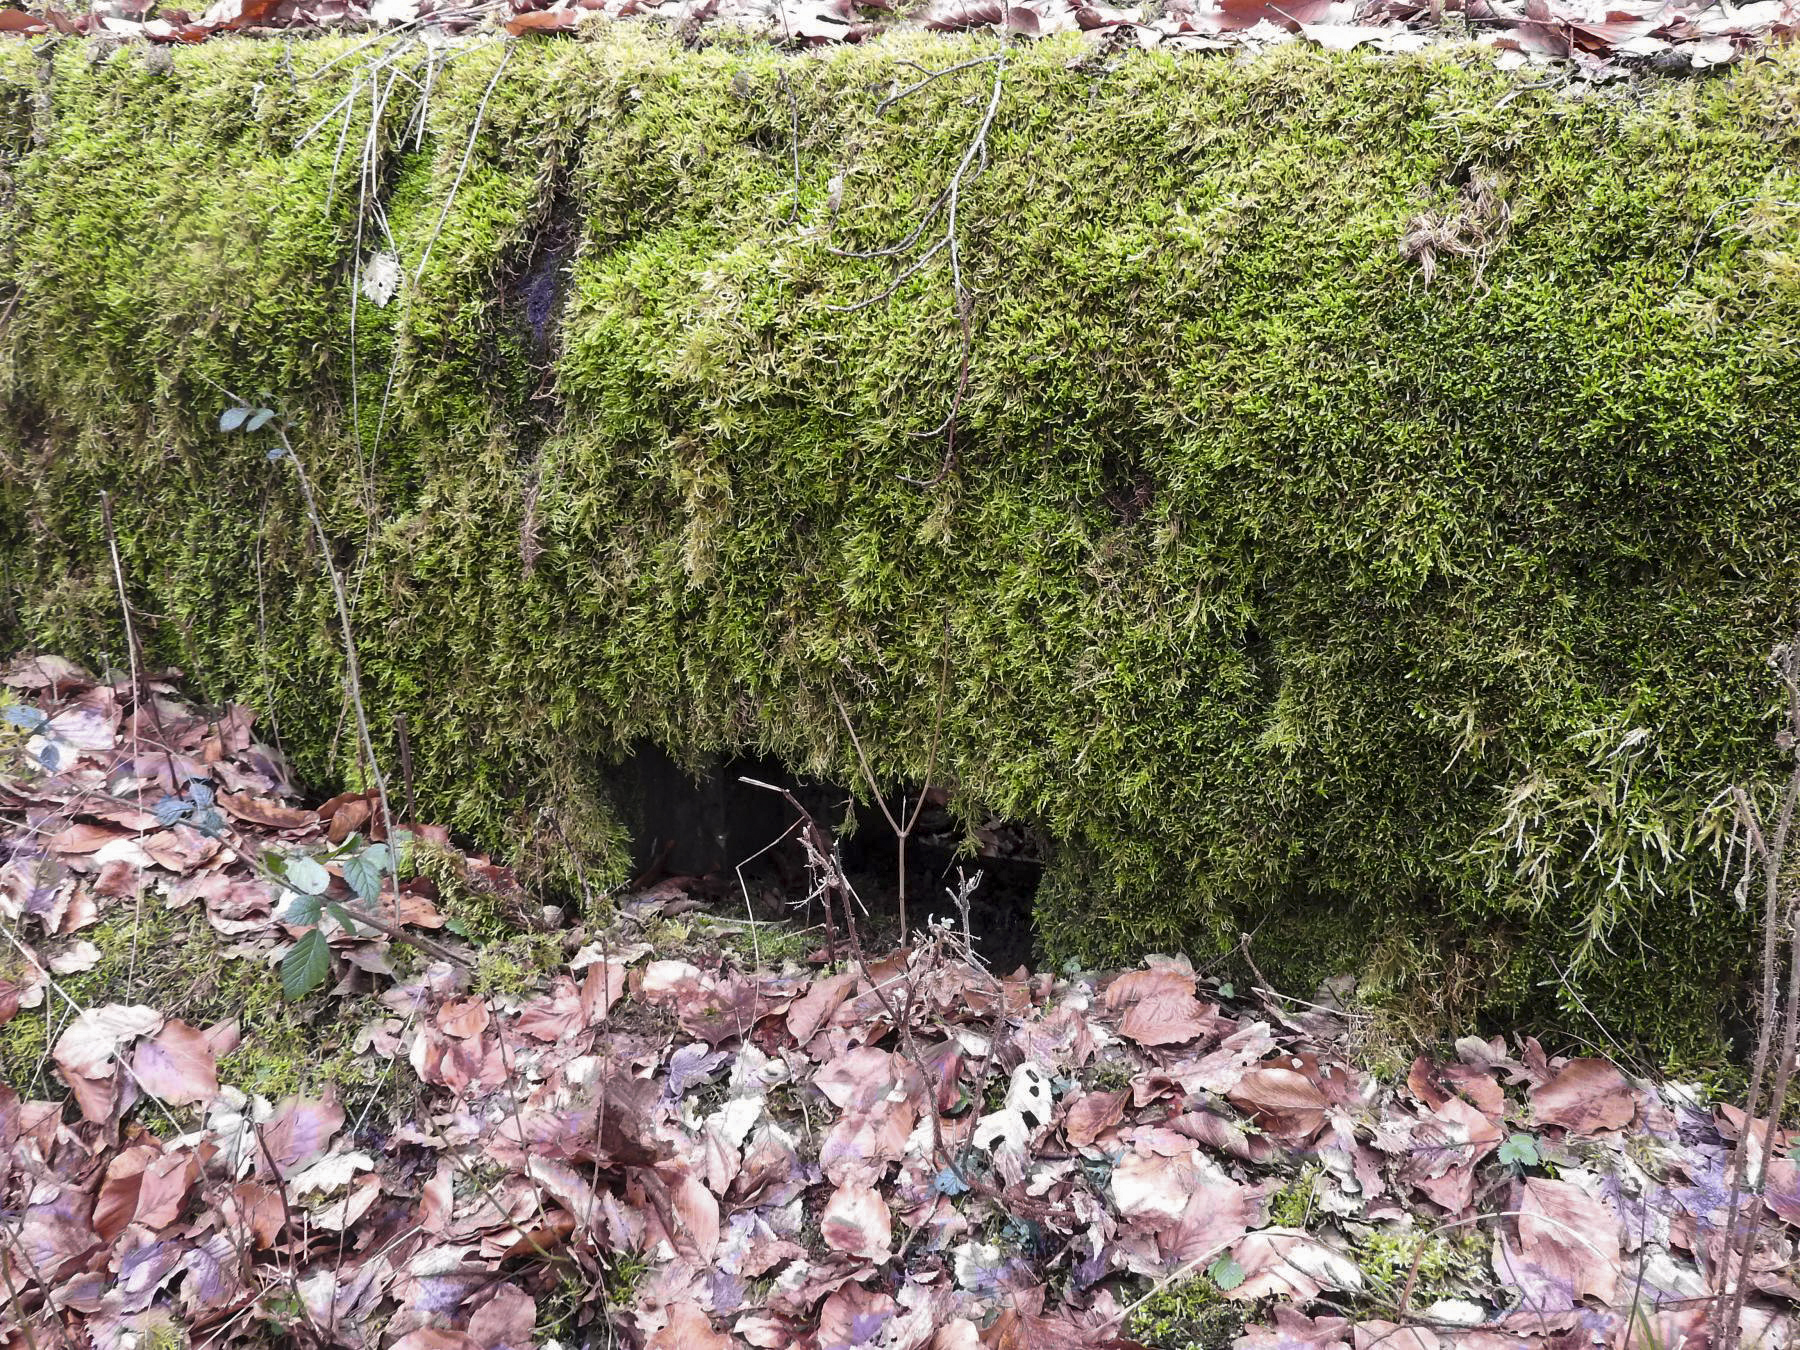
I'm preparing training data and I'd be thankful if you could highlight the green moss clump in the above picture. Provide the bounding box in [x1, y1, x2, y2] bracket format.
[414, 842, 516, 946]
[1127, 1271, 1247, 1350]
[1266, 1164, 1323, 1229]
[1350, 1227, 1487, 1309]
[3, 32, 1798, 1057]
[472, 933, 568, 999]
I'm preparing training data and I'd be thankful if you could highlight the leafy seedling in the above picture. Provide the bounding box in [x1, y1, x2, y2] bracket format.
[153, 778, 226, 837]
[281, 928, 332, 1000]
[1208, 1253, 1246, 1292]
[1498, 1132, 1541, 1169]
[219, 405, 277, 433]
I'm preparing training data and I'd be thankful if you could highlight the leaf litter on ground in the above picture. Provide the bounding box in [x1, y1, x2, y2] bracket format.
[0, 655, 1796, 1347]
[0, 0, 1794, 80]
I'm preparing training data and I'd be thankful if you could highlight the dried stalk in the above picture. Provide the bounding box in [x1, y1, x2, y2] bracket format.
[831, 51, 1006, 486]
[1712, 641, 1800, 1346]
[830, 658, 947, 941]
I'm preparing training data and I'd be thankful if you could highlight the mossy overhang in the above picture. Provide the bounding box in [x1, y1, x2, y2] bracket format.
[1, 30, 1797, 1060]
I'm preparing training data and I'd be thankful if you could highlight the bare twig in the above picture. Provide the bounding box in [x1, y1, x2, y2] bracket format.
[831, 51, 1006, 487]
[414, 43, 514, 283]
[99, 490, 158, 1005]
[831, 663, 946, 942]
[874, 53, 1002, 114]
[99, 492, 181, 794]
[1712, 641, 1800, 1346]
[251, 1122, 328, 1349]
[779, 70, 802, 225]
[395, 711, 418, 823]
[269, 421, 404, 908]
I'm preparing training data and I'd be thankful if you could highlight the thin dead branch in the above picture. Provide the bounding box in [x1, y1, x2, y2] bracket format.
[830, 51, 1006, 487]
[830, 659, 947, 941]
[1711, 640, 1800, 1347]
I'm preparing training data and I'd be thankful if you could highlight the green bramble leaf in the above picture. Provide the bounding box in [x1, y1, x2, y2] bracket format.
[220, 406, 249, 432]
[341, 852, 383, 904]
[1208, 1254, 1246, 1291]
[281, 894, 323, 925]
[1498, 1133, 1541, 1168]
[281, 929, 332, 1000]
[281, 855, 332, 897]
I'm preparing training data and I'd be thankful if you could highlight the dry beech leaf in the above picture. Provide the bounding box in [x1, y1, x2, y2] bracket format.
[1530, 1058, 1636, 1134]
[821, 1180, 892, 1258]
[646, 1302, 734, 1350]
[131, 1018, 220, 1105]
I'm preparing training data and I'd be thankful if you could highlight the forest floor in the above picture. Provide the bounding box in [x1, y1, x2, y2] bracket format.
[0, 654, 1795, 1350]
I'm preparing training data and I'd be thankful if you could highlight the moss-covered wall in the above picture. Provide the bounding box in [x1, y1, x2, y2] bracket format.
[3, 30, 1798, 1059]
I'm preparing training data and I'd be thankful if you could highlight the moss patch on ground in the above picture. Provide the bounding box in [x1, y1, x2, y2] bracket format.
[1, 898, 408, 1120]
[3, 32, 1799, 1058]
[1127, 1270, 1248, 1350]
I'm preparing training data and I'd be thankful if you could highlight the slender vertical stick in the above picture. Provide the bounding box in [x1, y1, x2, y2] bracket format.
[274, 425, 402, 908]
[832, 659, 947, 943]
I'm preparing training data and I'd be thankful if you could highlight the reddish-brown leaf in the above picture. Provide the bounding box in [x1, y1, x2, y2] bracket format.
[505, 6, 580, 30]
[468, 1283, 537, 1350]
[133, 1149, 200, 1230]
[1063, 1088, 1128, 1148]
[1215, 0, 1335, 27]
[94, 1144, 157, 1241]
[821, 1180, 892, 1258]
[646, 1304, 734, 1350]
[787, 970, 858, 1044]
[258, 1095, 344, 1176]
[1529, 1058, 1635, 1135]
[217, 791, 316, 831]
[131, 1018, 219, 1105]
[1227, 1064, 1330, 1140]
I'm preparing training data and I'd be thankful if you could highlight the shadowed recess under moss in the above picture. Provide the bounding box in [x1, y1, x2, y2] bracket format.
[1, 31, 1798, 1061]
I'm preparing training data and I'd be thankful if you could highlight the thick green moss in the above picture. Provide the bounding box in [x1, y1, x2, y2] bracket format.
[3, 32, 1798, 1057]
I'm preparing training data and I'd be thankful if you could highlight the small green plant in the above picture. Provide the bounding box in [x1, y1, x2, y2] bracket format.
[472, 932, 566, 998]
[535, 1274, 588, 1343]
[1206, 1253, 1245, 1292]
[1352, 1227, 1486, 1308]
[218, 403, 278, 435]
[258, 1289, 307, 1341]
[266, 833, 399, 1000]
[137, 1320, 185, 1350]
[1498, 1132, 1541, 1169]
[0, 693, 48, 765]
[600, 1250, 648, 1305]
[142, 767, 403, 1002]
